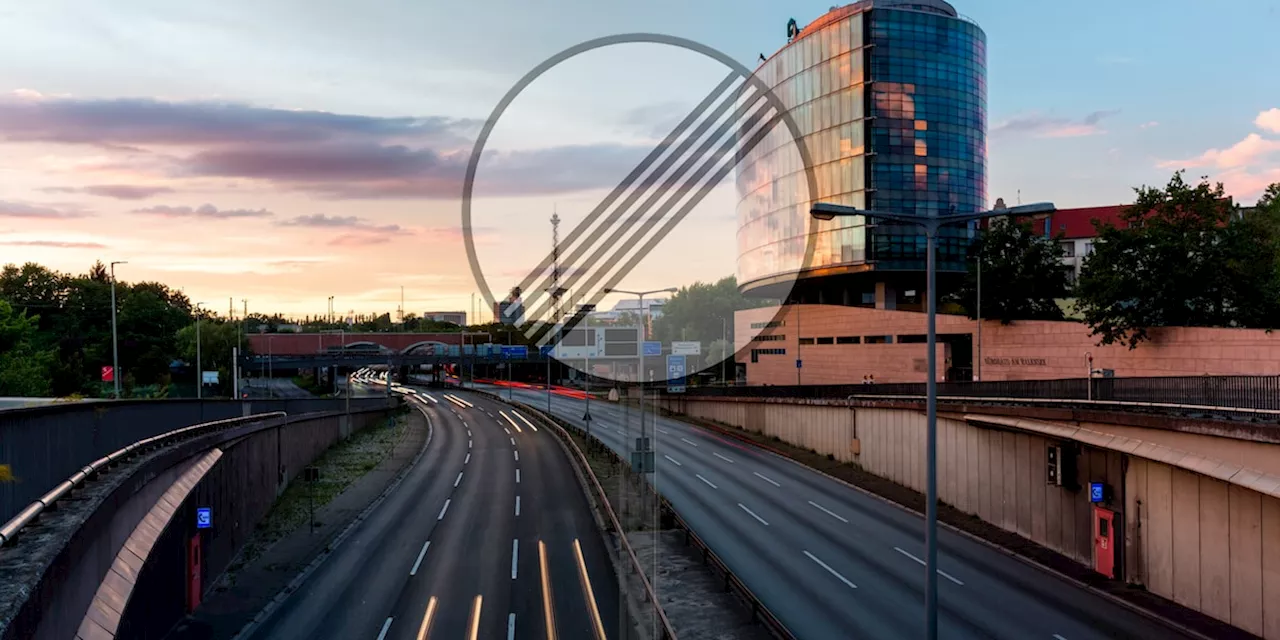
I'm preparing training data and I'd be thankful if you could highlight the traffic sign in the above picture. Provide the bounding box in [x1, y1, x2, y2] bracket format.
[642, 341, 662, 357]
[667, 354, 686, 393]
[196, 507, 212, 529]
[101, 366, 114, 382]
[539, 345, 555, 357]
[796, 359, 803, 369]
[671, 341, 701, 356]
[500, 345, 528, 359]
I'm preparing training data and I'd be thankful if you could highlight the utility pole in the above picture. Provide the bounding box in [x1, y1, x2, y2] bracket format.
[110, 261, 127, 399]
[195, 303, 205, 399]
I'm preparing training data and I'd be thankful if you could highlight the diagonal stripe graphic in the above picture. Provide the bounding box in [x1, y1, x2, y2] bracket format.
[527, 101, 783, 343]
[512, 71, 740, 312]
[521, 89, 773, 338]
[519, 85, 770, 333]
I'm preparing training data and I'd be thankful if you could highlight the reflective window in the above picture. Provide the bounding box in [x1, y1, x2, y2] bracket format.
[737, 7, 987, 288]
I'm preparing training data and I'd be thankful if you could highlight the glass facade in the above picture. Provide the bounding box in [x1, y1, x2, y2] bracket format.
[736, 1, 987, 292]
[866, 7, 987, 272]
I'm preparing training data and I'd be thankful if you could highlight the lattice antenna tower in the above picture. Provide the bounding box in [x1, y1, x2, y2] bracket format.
[550, 209, 564, 323]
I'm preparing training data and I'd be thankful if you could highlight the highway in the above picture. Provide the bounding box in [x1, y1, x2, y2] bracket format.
[479, 384, 1193, 640]
[243, 389, 620, 640]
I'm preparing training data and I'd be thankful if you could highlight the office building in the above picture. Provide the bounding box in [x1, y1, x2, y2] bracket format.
[738, 0, 987, 309]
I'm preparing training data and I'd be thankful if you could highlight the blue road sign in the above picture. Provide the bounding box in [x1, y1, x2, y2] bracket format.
[667, 354, 686, 393]
[1089, 482, 1105, 503]
[643, 341, 662, 357]
[539, 345, 555, 357]
[196, 507, 212, 529]
[501, 345, 528, 359]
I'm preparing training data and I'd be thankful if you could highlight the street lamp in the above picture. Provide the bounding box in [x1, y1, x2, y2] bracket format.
[810, 200, 1053, 640]
[195, 302, 205, 399]
[603, 286, 678, 470]
[109, 261, 128, 399]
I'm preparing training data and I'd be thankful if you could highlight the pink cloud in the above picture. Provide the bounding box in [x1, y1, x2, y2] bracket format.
[328, 233, 394, 247]
[1256, 108, 1280, 134]
[1159, 133, 1280, 170]
[1217, 167, 1280, 201]
[0, 200, 91, 219]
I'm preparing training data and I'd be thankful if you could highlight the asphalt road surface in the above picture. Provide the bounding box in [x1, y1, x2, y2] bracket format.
[244, 390, 620, 640]
[478, 384, 1193, 640]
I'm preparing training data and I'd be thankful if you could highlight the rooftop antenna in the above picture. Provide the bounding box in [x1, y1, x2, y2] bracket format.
[550, 206, 565, 323]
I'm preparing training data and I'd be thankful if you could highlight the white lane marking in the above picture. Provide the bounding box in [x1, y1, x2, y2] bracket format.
[514, 450, 519, 461]
[804, 550, 857, 589]
[894, 547, 965, 585]
[680, 437, 699, 447]
[467, 429, 472, 437]
[657, 428, 670, 435]
[454, 472, 464, 488]
[469, 439, 473, 448]
[513, 411, 538, 432]
[753, 471, 781, 487]
[511, 437, 516, 445]
[500, 410, 523, 433]
[511, 539, 519, 579]
[738, 503, 769, 526]
[516, 469, 521, 484]
[437, 499, 451, 520]
[410, 541, 431, 575]
[515, 496, 521, 516]
[663, 454, 682, 466]
[463, 421, 468, 428]
[1052, 635, 1068, 640]
[504, 427, 511, 435]
[713, 452, 735, 464]
[376, 617, 393, 640]
[464, 452, 471, 464]
[809, 500, 849, 523]
[695, 474, 718, 489]
[508, 613, 516, 640]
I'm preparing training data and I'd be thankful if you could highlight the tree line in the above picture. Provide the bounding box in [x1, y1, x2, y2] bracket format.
[957, 172, 1280, 348]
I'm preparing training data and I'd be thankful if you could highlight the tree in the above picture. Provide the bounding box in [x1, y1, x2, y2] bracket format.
[177, 320, 242, 395]
[0, 300, 55, 396]
[1076, 172, 1280, 348]
[952, 220, 1072, 323]
[652, 276, 773, 349]
[117, 283, 193, 385]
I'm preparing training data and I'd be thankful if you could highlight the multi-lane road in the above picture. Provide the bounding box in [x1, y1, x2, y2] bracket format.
[244, 389, 620, 640]
[480, 384, 1194, 640]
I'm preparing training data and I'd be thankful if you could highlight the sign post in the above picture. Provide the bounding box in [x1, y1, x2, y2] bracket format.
[667, 354, 686, 394]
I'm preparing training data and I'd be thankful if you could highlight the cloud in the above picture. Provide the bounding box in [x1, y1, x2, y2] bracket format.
[621, 102, 691, 138]
[40, 184, 174, 200]
[1140, 121, 1159, 129]
[1256, 108, 1280, 134]
[992, 109, 1120, 138]
[0, 200, 91, 219]
[328, 233, 393, 247]
[0, 239, 106, 249]
[1158, 133, 1280, 170]
[0, 96, 478, 147]
[277, 213, 399, 232]
[132, 203, 274, 219]
[0, 94, 654, 200]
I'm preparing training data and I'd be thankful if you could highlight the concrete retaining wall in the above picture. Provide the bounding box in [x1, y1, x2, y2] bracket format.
[0, 397, 391, 523]
[660, 396, 1280, 639]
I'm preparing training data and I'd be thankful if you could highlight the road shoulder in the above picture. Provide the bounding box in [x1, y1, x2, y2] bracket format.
[165, 409, 429, 640]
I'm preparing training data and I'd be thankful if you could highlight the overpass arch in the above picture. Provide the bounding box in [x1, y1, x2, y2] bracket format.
[402, 340, 451, 355]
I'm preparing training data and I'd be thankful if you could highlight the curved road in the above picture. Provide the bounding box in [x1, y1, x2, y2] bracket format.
[244, 390, 620, 640]
[481, 384, 1194, 640]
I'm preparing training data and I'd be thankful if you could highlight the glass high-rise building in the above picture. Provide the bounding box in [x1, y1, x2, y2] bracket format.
[737, 0, 987, 309]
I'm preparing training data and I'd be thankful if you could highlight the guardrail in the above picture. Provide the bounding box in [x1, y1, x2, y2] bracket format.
[0, 412, 285, 548]
[671, 374, 1280, 414]
[470, 390, 678, 640]
[659, 499, 794, 640]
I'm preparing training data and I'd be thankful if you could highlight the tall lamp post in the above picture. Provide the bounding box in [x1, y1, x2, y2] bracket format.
[195, 302, 205, 399]
[109, 261, 128, 399]
[604, 287, 677, 466]
[810, 200, 1054, 640]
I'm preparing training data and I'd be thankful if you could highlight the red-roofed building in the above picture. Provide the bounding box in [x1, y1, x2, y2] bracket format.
[987, 199, 1130, 283]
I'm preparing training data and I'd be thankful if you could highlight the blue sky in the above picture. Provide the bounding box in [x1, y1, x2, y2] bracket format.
[0, 0, 1276, 317]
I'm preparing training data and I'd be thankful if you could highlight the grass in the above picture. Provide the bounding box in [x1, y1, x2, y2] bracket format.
[227, 412, 409, 575]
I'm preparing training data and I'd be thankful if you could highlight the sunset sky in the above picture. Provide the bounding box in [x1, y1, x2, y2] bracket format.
[2, 0, 1278, 319]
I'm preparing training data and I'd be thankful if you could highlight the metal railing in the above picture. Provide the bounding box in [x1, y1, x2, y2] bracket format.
[0, 412, 285, 547]
[472, 390, 679, 640]
[671, 375, 1280, 414]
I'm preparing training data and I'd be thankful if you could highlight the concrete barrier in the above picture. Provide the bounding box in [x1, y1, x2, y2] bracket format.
[0, 397, 392, 524]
